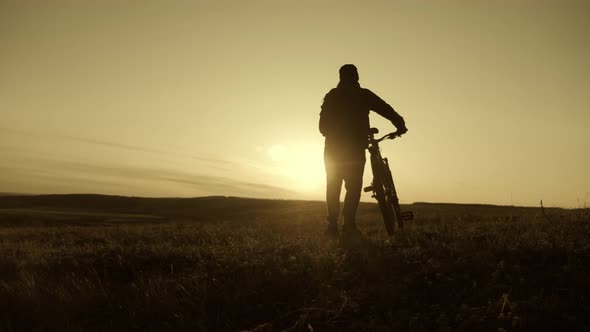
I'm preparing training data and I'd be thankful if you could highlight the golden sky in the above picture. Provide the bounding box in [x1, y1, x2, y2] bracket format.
[1, 0, 589, 207]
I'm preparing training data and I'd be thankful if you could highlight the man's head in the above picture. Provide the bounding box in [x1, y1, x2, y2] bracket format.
[339, 64, 359, 83]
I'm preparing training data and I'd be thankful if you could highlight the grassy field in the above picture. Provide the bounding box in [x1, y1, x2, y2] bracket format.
[0, 195, 589, 331]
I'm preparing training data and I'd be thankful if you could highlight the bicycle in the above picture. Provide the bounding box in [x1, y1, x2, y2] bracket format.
[363, 127, 413, 236]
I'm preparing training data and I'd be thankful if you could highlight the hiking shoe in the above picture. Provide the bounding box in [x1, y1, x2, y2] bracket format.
[324, 223, 338, 239]
[342, 223, 363, 238]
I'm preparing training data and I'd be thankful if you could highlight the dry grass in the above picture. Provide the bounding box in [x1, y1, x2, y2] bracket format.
[0, 197, 589, 331]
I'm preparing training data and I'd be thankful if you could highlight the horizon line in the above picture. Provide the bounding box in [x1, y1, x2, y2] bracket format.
[0, 192, 573, 209]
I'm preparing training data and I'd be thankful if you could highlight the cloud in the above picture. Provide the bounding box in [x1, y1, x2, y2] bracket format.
[0, 127, 234, 167]
[55, 159, 296, 197]
[0, 157, 296, 198]
[0, 127, 303, 198]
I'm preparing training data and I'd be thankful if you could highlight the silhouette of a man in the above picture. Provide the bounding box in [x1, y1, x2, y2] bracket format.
[319, 64, 407, 238]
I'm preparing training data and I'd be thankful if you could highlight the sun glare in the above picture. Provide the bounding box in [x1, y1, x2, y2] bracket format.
[265, 143, 325, 193]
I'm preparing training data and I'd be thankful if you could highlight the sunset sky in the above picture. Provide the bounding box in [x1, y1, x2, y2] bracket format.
[1, 0, 589, 207]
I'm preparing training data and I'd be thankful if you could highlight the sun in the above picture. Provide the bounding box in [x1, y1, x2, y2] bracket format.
[265, 143, 325, 193]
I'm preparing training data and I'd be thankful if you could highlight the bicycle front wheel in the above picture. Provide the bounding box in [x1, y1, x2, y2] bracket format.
[382, 160, 403, 230]
[371, 158, 396, 236]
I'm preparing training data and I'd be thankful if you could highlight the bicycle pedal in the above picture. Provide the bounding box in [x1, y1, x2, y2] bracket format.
[401, 211, 414, 221]
[363, 185, 373, 192]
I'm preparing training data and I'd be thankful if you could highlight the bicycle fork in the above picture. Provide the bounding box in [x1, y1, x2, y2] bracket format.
[364, 158, 414, 222]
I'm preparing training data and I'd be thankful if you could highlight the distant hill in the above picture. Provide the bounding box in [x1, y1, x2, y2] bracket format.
[409, 201, 549, 218]
[0, 194, 327, 220]
[0, 194, 554, 221]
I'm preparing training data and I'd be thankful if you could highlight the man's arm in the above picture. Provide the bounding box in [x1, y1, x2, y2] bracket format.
[366, 90, 407, 133]
[319, 90, 335, 136]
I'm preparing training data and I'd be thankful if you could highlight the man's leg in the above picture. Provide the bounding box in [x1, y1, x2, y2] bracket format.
[342, 151, 366, 228]
[324, 150, 343, 230]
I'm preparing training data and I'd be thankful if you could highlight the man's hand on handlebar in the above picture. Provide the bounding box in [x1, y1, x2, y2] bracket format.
[388, 126, 408, 139]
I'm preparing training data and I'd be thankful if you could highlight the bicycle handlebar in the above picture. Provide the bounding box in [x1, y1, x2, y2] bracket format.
[370, 131, 405, 144]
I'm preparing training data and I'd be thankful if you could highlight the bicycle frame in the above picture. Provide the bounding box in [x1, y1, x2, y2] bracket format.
[364, 128, 413, 235]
